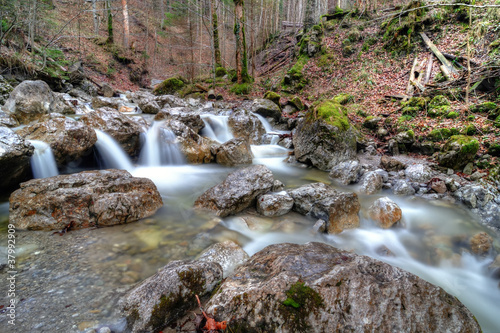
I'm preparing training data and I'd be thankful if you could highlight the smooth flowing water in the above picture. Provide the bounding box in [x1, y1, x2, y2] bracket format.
[1, 109, 499, 332]
[94, 130, 134, 172]
[27, 140, 59, 179]
[200, 114, 233, 143]
[138, 121, 185, 166]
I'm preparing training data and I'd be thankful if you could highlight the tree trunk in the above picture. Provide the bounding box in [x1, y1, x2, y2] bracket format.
[304, 0, 315, 31]
[234, 0, 250, 84]
[122, 0, 130, 48]
[92, 0, 99, 36]
[211, 0, 221, 67]
[106, 0, 113, 44]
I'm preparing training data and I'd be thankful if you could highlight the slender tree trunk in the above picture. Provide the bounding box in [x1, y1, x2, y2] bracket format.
[29, 0, 37, 51]
[106, 0, 114, 44]
[92, 0, 99, 36]
[122, 0, 130, 48]
[304, 0, 314, 31]
[211, 0, 221, 67]
[234, 0, 250, 83]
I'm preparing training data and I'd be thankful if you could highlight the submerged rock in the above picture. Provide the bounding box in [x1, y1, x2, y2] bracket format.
[0, 126, 34, 191]
[197, 241, 250, 277]
[256, 192, 294, 217]
[288, 183, 360, 234]
[120, 260, 222, 333]
[206, 242, 480, 333]
[194, 165, 274, 217]
[9, 169, 163, 231]
[80, 107, 143, 157]
[215, 137, 253, 166]
[17, 117, 97, 166]
[293, 101, 357, 170]
[469, 232, 493, 256]
[368, 197, 402, 228]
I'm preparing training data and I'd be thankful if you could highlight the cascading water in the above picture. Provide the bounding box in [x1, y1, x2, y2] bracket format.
[253, 113, 274, 133]
[138, 121, 185, 166]
[28, 140, 59, 179]
[200, 115, 234, 143]
[94, 129, 134, 172]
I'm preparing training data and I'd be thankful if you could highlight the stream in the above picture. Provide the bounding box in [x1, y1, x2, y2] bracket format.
[0, 102, 499, 333]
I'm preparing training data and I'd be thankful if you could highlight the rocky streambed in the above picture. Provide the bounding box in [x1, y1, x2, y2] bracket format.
[0, 80, 499, 332]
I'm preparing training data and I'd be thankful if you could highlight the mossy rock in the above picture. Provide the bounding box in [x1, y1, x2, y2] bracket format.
[427, 128, 459, 141]
[488, 143, 500, 157]
[342, 44, 355, 57]
[313, 100, 350, 131]
[282, 56, 309, 92]
[438, 135, 480, 170]
[215, 67, 228, 77]
[231, 83, 252, 95]
[347, 29, 361, 42]
[153, 76, 186, 95]
[446, 111, 459, 119]
[427, 106, 449, 118]
[469, 101, 497, 113]
[333, 93, 353, 105]
[402, 96, 428, 109]
[264, 91, 281, 107]
[402, 106, 421, 116]
[429, 95, 451, 108]
[289, 96, 305, 111]
[463, 124, 477, 135]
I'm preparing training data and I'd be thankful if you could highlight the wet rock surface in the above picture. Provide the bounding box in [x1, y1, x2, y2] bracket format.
[0, 126, 34, 191]
[293, 118, 357, 171]
[367, 197, 403, 228]
[256, 192, 294, 217]
[328, 160, 363, 185]
[80, 107, 143, 157]
[215, 137, 253, 166]
[9, 169, 163, 231]
[194, 165, 274, 217]
[197, 240, 250, 277]
[251, 98, 282, 121]
[228, 109, 266, 145]
[17, 117, 97, 166]
[120, 260, 222, 333]
[360, 171, 383, 195]
[206, 242, 481, 333]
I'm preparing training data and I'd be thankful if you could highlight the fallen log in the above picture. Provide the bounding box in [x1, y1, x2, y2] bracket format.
[404, 57, 419, 100]
[442, 52, 480, 67]
[420, 32, 458, 79]
[424, 57, 433, 84]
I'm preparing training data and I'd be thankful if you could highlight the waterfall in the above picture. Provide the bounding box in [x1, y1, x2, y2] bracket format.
[138, 121, 185, 166]
[28, 140, 59, 179]
[200, 115, 234, 143]
[253, 113, 274, 133]
[94, 129, 135, 172]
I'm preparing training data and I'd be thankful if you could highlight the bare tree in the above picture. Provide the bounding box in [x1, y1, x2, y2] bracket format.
[122, 0, 130, 48]
[233, 0, 250, 83]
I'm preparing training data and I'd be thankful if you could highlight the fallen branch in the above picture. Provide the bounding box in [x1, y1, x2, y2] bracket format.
[420, 32, 458, 79]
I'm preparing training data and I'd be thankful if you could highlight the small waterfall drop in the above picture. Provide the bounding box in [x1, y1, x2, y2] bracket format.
[28, 140, 59, 179]
[201, 115, 233, 143]
[94, 129, 134, 171]
[253, 113, 274, 133]
[139, 121, 185, 166]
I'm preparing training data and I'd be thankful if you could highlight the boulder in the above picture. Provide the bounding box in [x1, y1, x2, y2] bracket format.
[251, 98, 282, 121]
[328, 160, 363, 185]
[215, 137, 253, 166]
[405, 164, 434, 183]
[2, 80, 73, 124]
[120, 260, 222, 333]
[91, 96, 124, 110]
[288, 183, 360, 234]
[163, 119, 213, 164]
[368, 197, 403, 228]
[206, 242, 480, 333]
[228, 109, 266, 145]
[380, 155, 406, 171]
[256, 192, 294, 217]
[80, 107, 143, 157]
[155, 110, 205, 134]
[139, 99, 161, 114]
[0, 109, 17, 127]
[360, 171, 383, 195]
[101, 83, 115, 98]
[438, 135, 479, 170]
[393, 180, 416, 196]
[17, 117, 97, 166]
[9, 169, 163, 231]
[0, 127, 34, 191]
[197, 241, 250, 277]
[194, 165, 274, 217]
[293, 101, 357, 171]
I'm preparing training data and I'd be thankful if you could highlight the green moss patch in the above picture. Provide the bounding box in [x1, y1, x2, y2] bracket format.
[264, 91, 281, 107]
[314, 100, 350, 130]
[215, 67, 227, 77]
[333, 93, 353, 105]
[153, 76, 186, 95]
[230, 83, 252, 95]
[280, 281, 324, 332]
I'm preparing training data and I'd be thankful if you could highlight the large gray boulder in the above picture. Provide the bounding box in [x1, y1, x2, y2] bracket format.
[360, 171, 383, 195]
[328, 160, 363, 185]
[194, 165, 274, 217]
[155, 110, 205, 134]
[80, 107, 143, 157]
[120, 260, 223, 333]
[293, 116, 357, 171]
[2, 80, 73, 124]
[215, 137, 253, 166]
[288, 183, 360, 234]
[206, 242, 480, 333]
[17, 117, 97, 166]
[0, 126, 34, 191]
[9, 169, 163, 231]
[252, 98, 282, 121]
[405, 163, 434, 183]
[228, 109, 266, 145]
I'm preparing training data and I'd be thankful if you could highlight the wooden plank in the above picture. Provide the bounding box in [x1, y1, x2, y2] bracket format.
[424, 57, 433, 84]
[440, 64, 451, 81]
[419, 32, 458, 78]
[404, 57, 419, 100]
